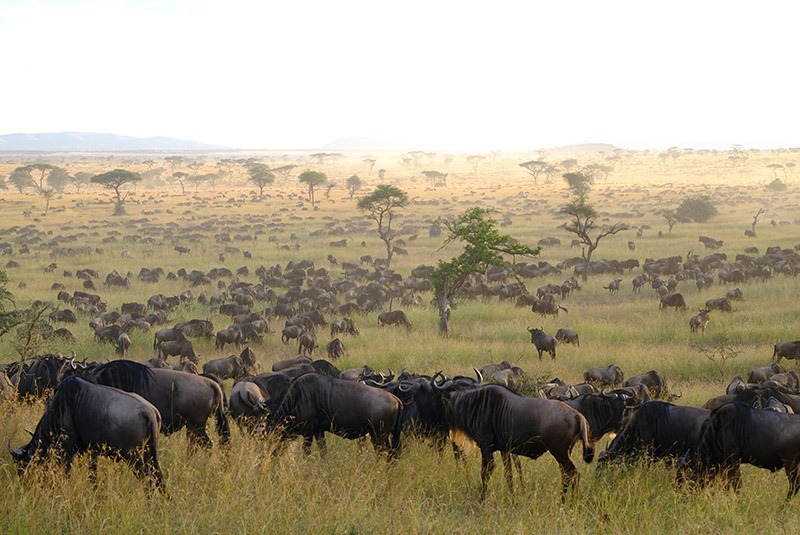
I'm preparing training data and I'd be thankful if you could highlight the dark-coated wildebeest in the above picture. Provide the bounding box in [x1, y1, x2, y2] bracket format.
[705, 297, 732, 313]
[726, 287, 744, 301]
[531, 300, 568, 317]
[153, 327, 187, 350]
[659, 293, 687, 311]
[598, 401, 710, 464]
[687, 402, 800, 500]
[326, 338, 345, 360]
[330, 317, 360, 336]
[158, 339, 199, 364]
[528, 327, 557, 360]
[229, 380, 268, 434]
[215, 326, 244, 351]
[555, 328, 580, 346]
[115, 332, 132, 357]
[281, 325, 305, 345]
[84, 360, 230, 448]
[203, 347, 258, 381]
[774, 341, 800, 363]
[298, 331, 318, 355]
[623, 370, 670, 400]
[748, 363, 785, 384]
[272, 356, 312, 372]
[584, 364, 624, 388]
[49, 309, 77, 323]
[14, 354, 76, 398]
[603, 278, 622, 295]
[440, 384, 592, 501]
[259, 373, 403, 458]
[378, 310, 412, 330]
[689, 308, 710, 335]
[563, 393, 627, 444]
[95, 324, 123, 345]
[8, 376, 164, 492]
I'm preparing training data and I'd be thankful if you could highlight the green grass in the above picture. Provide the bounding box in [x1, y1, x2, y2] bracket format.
[2, 150, 800, 532]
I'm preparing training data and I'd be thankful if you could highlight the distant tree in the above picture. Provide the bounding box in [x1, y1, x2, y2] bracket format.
[91, 169, 142, 215]
[45, 167, 70, 193]
[676, 196, 719, 223]
[662, 209, 679, 233]
[22, 163, 63, 192]
[246, 163, 275, 200]
[9, 167, 35, 193]
[543, 164, 560, 184]
[560, 158, 579, 172]
[69, 172, 92, 194]
[431, 207, 539, 336]
[0, 174, 6, 190]
[346, 174, 362, 199]
[298, 170, 327, 207]
[164, 156, 185, 174]
[767, 163, 785, 179]
[766, 178, 787, 191]
[0, 269, 17, 340]
[357, 184, 408, 268]
[363, 158, 376, 176]
[421, 170, 448, 187]
[519, 160, 548, 184]
[171, 172, 189, 194]
[40, 188, 55, 214]
[560, 172, 628, 281]
[324, 182, 336, 200]
[186, 159, 204, 177]
[750, 208, 765, 236]
[142, 159, 156, 170]
[272, 164, 298, 182]
[466, 154, 485, 173]
[377, 169, 386, 180]
[190, 173, 216, 193]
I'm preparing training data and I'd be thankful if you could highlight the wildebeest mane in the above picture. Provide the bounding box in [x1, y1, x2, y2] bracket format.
[35, 376, 90, 444]
[699, 402, 756, 466]
[87, 360, 154, 394]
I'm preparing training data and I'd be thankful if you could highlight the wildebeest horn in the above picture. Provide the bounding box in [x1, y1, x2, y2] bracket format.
[527, 326, 534, 332]
[431, 371, 453, 391]
[397, 381, 414, 393]
[473, 367, 483, 384]
[25, 429, 34, 437]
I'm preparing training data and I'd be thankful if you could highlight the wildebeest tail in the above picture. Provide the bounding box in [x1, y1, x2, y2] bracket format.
[209, 381, 231, 445]
[579, 413, 594, 463]
[390, 402, 403, 459]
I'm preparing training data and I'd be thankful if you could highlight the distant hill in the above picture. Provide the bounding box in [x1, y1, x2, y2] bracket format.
[0, 132, 229, 152]
[542, 143, 620, 157]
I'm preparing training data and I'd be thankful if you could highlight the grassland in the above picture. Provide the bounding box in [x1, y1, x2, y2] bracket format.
[1, 148, 799, 533]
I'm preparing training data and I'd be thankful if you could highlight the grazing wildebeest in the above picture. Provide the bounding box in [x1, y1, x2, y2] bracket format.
[440, 384, 593, 501]
[689, 402, 800, 499]
[378, 310, 412, 330]
[8, 376, 164, 492]
[203, 347, 258, 381]
[298, 331, 318, 355]
[272, 356, 313, 372]
[153, 326, 186, 350]
[158, 339, 199, 364]
[229, 380, 268, 433]
[281, 325, 305, 345]
[623, 370, 670, 400]
[774, 341, 800, 363]
[531, 300, 568, 317]
[555, 328, 580, 346]
[330, 317, 360, 336]
[563, 393, 627, 444]
[259, 373, 403, 458]
[726, 287, 744, 301]
[689, 309, 710, 335]
[326, 338, 345, 359]
[748, 363, 785, 384]
[660, 293, 687, 311]
[583, 364, 624, 388]
[48, 309, 77, 323]
[85, 360, 230, 448]
[95, 324, 123, 345]
[705, 298, 732, 312]
[598, 401, 710, 465]
[527, 327, 557, 360]
[115, 332, 132, 356]
[215, 326, 244, 351]
[603, 279, 622, 295]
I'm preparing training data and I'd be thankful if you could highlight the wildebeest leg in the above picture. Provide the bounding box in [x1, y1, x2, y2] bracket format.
[552, 451, 579, 501]
[785, 461, 800, 500]
[512, 454, 524, 490]
[130, 452, 165, 494]
[316, 433, 327, 458]
[300, 435, 314, 456]
[501, 451, 514, 494]
[724, 462, 742, 492]
[187, 426, 213, 450]
[88, 452, 99, 489]
[479, 448, 495, 502]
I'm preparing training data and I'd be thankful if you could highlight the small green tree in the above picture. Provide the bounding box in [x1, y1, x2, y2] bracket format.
[247, 163, 275, 200]
[676, 196, 719, 223]
[171, 171, 189, 194]
[431, 207, 539, 336]
[9, 167, 35, 193]
[0, 269, 18, 340]
[45, 167, 70, 193]
[662, 208, 679, 233]
[299, 170, 327, 207]
[346, 174, 362, 199]
[69, 171, 92, 194]
[23, 163, 63, 192]
[91, 169, 142, 215]
[357, 184, 409, 267]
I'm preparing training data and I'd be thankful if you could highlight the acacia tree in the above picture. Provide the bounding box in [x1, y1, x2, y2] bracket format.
[519, 160, 548, 184]
[662, 208, 679, 233]
[0, 268, 19, 340]
[69, 172, 92, 194]
[9, 167, 35, 193]
[431, 207, 539, 336]
[560, 172, 628, 281]
[90, 169, 142, 215]
[247, 163, 275, 200]
[357, 184, 408, 268]
[346, 174, 362, 199]
[171, 171, 189, 194]
[299, 170, 327, 207]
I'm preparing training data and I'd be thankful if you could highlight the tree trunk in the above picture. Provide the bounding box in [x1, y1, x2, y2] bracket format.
[437, 296, 451, 337]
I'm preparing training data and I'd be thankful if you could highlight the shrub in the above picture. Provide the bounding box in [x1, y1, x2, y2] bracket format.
[676, 196, 719, 223]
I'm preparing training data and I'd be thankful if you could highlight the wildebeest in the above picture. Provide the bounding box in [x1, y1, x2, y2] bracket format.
[326, 338, 345, 359]
[598, 401, 710, 464]
[203, 347, 258, 381]
[48, 309, 77, 323]
[563, 393, 627, 444]
[115, 332, 132, 357]
[378, 310, 412, 330]
[85, 360, 230, 448]
[158, 338, 199, 364]
[281, 325, 305, 345]
[689, 402, 800, 499]
[215, 326, 245, 351]
[555, 328, 580, 346]
[153, 326, 186, 350]
[259, 373, 402, 458]
[705, 298, 732, 312]
[726, 287, 744, 301]
[659, 293, 687, 311]
[748, 363, 785, 384]
[298, 331, 318, 355]
[603, 278, 622, 295]
[8, 376, 164, 492]
[583, 364, 624, 388]
[528, 327, 557, 360]
[773, 341, 800, 363]
[531, 300, 568, 317]
[440, 384, 593, 500]
[330, 317, 359, 336]
[689, 309, 710, 335]
[623, 370, 670, 400]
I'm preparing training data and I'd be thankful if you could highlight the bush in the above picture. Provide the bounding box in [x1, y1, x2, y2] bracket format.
[766, 178, 787, 191]
[676, 196, 719, 223]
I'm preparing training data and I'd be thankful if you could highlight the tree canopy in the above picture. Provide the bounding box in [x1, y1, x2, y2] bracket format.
[346, 174, 362, 199]
[676, 196, 719, 223]
[431, 207, 539, 335]
[357, 184, 408, 267]
[91, 169, 142, 215]
[298, 170, 327, 206]
[247, 163, 274, 200]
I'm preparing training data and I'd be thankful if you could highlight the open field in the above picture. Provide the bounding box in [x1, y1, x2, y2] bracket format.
[1, 147, 800, 533]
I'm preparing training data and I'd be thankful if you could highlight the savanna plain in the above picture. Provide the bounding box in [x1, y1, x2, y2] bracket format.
[1, 148, 799, 534]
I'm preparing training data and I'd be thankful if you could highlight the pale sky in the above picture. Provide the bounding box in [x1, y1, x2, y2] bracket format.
[1, 0, 797, 151]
